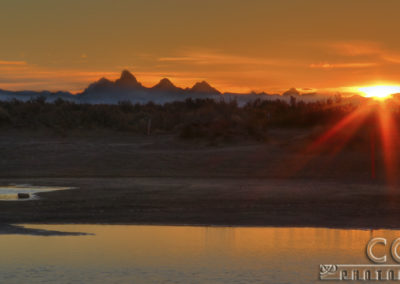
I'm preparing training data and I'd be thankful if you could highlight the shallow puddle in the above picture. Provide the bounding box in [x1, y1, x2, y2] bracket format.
[0, 184, 74, 200]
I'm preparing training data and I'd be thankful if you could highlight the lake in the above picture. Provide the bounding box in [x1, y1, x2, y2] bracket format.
[0, 225, 395, 283]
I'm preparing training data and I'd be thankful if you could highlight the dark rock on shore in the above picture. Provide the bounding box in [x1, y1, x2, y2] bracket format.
[17, 193, 30, 199]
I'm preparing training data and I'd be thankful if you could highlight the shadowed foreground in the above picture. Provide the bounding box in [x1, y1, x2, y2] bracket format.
[0, 131, 400, 228]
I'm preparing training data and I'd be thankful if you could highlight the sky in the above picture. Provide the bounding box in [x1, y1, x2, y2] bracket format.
[1, 0, 400, 94]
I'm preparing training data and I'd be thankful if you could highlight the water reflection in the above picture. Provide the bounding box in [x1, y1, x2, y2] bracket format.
[0, 225, 398, 283]
[0, 184, 74, 200]
[0, 224, 91, 236]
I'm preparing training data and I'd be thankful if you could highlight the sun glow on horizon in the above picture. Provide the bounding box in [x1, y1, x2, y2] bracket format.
[358, 85, 400, 100]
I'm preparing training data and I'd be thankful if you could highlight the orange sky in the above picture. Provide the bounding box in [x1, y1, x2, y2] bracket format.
[1, 0, 400, 93]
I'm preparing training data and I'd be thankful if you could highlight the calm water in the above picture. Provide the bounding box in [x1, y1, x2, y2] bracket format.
[0, 225, 396, 283]
[0, 185, 73, 200]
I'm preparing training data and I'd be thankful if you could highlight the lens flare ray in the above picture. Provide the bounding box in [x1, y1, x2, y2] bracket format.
[278, 100, 400, 186]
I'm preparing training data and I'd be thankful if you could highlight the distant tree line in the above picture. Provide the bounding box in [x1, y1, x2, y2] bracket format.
[0, 96, 357, 141]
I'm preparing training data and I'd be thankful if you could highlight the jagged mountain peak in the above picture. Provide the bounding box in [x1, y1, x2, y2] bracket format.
[84, 77, 114, 93]
[120, 70, 137, 82]
[190, 81, 220, 94]
[115, 70, 142, 88]
[152, 78, 180, 92]
[282, 88, 300, 96]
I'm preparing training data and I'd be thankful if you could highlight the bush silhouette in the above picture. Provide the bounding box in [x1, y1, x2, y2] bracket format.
[0, 97, 361, 141]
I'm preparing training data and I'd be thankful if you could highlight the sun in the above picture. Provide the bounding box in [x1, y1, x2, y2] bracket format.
[358, 85, 400, 100]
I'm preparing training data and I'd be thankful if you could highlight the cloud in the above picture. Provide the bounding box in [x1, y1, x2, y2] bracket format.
[0, 60, 27, 65]
[158, 50, 296, 67]
[158, 56, 196, 62]
[309, 62, 378, 69]
[325, 41, 400, 66]
[0, 61, 121, 92]
[330, 41, 382, 57]
[381, 54, 400, 64]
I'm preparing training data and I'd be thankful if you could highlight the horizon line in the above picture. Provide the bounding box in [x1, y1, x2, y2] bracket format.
[0, 69, 369, 97]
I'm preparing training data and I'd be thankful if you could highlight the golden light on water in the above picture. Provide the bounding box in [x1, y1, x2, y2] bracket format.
[358, 85, 400, 99]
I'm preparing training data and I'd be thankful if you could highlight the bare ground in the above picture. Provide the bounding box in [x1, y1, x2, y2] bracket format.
[0, 129, 399, 228]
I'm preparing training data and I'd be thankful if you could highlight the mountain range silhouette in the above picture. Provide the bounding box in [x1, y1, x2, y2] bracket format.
[0, 70, 358, 105]
[84, 70, 221, 95]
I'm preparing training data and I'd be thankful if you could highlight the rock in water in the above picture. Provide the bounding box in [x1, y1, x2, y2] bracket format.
[17, 193, 30, 199]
